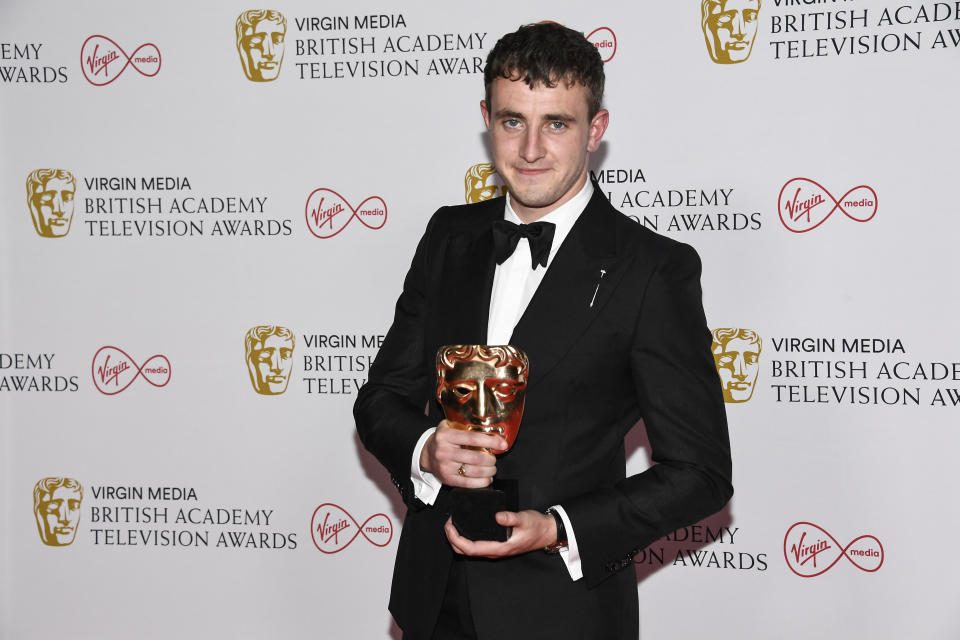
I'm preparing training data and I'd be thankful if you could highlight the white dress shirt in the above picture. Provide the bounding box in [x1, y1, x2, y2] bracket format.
[411, 180, 595, 580]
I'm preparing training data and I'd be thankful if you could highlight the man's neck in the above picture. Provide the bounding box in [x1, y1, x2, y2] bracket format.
[511, 172, 590, 224]
[505, 177, 593, 229]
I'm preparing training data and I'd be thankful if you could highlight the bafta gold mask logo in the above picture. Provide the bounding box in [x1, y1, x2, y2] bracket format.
[245, 325, 295, 394]
[465, 163, 508, 204]
[436, 345, 529, 453]
[701, 0, 761, 64]
[236, 10, 287, 82]
[711, 328, 762, 403]
[26, 169, 76, 238]
[33, 477, 83, 546]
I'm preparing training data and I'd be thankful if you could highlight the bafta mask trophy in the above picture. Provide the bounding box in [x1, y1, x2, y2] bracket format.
[436, 344, 529, 541]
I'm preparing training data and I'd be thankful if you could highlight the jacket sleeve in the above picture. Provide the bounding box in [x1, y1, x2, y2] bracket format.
[560, 242, 733, 588]
[354, 210, 444, 508]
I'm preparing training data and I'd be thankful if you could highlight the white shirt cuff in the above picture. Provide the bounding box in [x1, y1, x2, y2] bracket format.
[550, 505, 583, 581]
[410, 427, 442, 505]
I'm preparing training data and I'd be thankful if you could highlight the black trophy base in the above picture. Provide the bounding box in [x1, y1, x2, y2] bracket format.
[450, 479, 519, 542]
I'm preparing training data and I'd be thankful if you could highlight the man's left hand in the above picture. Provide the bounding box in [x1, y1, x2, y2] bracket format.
[445, 510, 556, 558]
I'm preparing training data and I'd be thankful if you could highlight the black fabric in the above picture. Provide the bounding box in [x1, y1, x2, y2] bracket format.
[429, 558, 478, 640]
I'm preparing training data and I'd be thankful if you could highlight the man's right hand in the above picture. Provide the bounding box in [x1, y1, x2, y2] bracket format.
[419, 420, 507, 488]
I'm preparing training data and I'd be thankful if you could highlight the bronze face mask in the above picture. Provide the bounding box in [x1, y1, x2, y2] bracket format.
[436, 345, 529, 454]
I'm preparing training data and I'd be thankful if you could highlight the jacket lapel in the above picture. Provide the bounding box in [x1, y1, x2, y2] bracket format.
[433, 202, 501, 347]
[509, 191, 625, 389]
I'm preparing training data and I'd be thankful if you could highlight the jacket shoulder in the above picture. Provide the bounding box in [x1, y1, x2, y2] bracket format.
[429, 196, 504, 232]
[593, 192, 700, 266]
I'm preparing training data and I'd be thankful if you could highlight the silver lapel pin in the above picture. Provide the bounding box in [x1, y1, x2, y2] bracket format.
[589, 269, 607, 308]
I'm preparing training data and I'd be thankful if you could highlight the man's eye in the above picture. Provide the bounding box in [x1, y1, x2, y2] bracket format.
[452, 385, 472, 398]
[744, 10, 758, 21]
[717, 355, 734, 366]
[716, 15, 732, 26]
[548, 121, 566, 131]
[249, 36, 264, 46]
[274, 34, 285, 45]
[62, 191, 74, 202]
[504, 119, 521, 128]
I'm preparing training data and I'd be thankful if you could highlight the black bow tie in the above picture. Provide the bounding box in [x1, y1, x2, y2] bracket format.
[492, 219, 557, 269]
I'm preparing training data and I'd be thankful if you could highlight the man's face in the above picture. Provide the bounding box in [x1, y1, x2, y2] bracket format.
[714, 336, 761, 402]
[241, 18, 285, 81]
[705, 0, 760, 63]
[249, 334, 294, 394]
[29, 177, 75, 237]
[35, 486, 82, 546]
[481, 77, 608, 222]
[438, 358, 527, 453]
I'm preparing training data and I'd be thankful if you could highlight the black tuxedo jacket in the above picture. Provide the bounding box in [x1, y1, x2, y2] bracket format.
[355, 188, 732, 640]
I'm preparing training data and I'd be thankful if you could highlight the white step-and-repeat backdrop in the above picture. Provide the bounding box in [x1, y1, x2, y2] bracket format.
[2, 1, 958, 638]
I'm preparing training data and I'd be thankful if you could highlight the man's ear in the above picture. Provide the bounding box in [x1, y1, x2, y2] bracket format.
[587, 109, 610, 153]
[480, 100, 492, 130]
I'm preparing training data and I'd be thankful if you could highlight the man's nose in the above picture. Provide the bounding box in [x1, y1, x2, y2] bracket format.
[269, 353, 282, 373]
[263, 37, 275, 58]
[56, 505, 70, 523]
[521, 127, 545, 163]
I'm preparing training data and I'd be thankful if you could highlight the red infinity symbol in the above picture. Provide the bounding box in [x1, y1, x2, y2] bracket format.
[784, 522, 884, 578]
[91, 346, 171, 395]
[778, 177, 878, 233]
[310, 503, 393, 554]
[304, 188, 387, 239]
[586, 27, 617, 63]
[80, 35, 161, 86]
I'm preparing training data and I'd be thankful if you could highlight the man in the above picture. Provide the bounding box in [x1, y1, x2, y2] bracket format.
[236, 10, 286, 82]
[701, 0, 761, 64]
[712, 327, 762, 403]
[244, 325, 295, 395]
[26, 168, 76, 238]
[33, 477, 83, 546]
[355, 23, 732, 639]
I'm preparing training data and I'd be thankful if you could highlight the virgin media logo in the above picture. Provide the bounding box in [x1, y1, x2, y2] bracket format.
[91, 346, 171, 395]
[586, 27, 617, 62]
[783, 522, 884, 578]
[80, 35, 161, 86]
[304, 188, 387, 239]
[310, 503, 392, 553]
[778, 178, 878, 233]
